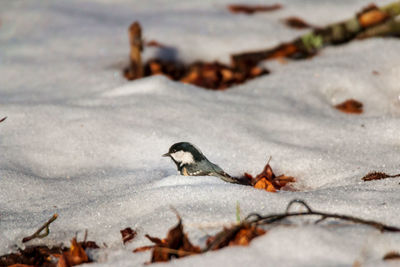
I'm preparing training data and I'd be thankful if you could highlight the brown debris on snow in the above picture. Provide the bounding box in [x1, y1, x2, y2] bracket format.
[334, 99, 363, 114]
[227, 4, 283, 15]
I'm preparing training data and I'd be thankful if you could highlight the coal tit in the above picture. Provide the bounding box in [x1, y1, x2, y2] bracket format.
[163, 142, 241, 184]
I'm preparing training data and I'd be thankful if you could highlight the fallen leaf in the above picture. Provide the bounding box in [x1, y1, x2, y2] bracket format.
[228, 4, 282, 14]
[125, 23, 269, 90]
[0, 245, 62, 267]
[59, 238, 89, 267]
[136, 216, 200, 263]
[206, 223, 266, 250]
[334, 99, 363, 114]
[255, 162, 275, 181]
[383, 251, 400, 260]
[229, 225, 266, 246]
[120, 227, 137, 244]
[362, 171, 400, 181]
[268, 43, 300, 59]
[283, 17, 313, 29]
[145, 234, 166, 245]
[254, 178, 277, 192]
[274, 175, 296, 188]
[244, 161, 296, 192]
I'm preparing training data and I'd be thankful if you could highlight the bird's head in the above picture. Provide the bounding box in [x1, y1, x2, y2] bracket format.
[163, 142, 206, 167]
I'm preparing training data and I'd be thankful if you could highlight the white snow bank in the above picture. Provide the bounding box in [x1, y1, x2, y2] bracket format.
[1, 0, 400, 266]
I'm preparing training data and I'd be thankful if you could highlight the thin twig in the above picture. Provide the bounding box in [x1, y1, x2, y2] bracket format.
[249, 200, 400, 232]
[83, 229, 88, 243]
[0, 117, 6, 123]
[205, 199, 400, 252]
[285, 199, 312, 213]
[22, 214, 58, 243]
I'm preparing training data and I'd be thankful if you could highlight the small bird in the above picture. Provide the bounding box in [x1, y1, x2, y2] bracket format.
[163, 142, 242, 184]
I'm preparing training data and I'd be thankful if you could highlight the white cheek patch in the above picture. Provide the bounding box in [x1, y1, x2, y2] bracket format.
[170, 151, 194, 166]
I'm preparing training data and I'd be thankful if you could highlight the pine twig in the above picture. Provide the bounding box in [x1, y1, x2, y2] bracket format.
[22, 214, 58, 243]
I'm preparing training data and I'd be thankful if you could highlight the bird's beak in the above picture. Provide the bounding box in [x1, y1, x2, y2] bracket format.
[162, 152, 170, 157]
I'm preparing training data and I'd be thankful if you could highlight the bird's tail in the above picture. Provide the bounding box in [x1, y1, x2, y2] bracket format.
[215, 171, 251, 185]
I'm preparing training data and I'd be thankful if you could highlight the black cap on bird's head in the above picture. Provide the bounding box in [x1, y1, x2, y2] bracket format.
[162, 142, 206, 164]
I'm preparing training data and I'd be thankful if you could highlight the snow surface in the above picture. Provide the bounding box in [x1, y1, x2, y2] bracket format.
[1, 0, 400, 266]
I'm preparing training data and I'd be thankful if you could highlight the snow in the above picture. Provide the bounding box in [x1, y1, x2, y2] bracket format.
[1, 0, 400, 266]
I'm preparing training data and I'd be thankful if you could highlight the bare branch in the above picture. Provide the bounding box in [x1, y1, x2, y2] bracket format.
[205, 199, 400, 252]
[22, 214, 58, 243]
[248, 201, 400, 232]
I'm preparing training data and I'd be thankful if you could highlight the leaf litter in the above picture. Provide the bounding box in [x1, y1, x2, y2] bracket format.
[120, 227, 137, 244]
[362, 171, 400, 181]
[123, 22, 269, 90]
[227, 4, 283, 15]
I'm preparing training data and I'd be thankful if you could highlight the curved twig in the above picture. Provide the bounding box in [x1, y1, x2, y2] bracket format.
[207, 199, 400, 252]
[250, 200, 400, 232]
[244, 213, 263, 221]
[22, 214, 58, 243]
[285, 199, 313, 213]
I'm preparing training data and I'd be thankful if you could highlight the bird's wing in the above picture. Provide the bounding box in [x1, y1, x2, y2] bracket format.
[209, 162, 243, 184]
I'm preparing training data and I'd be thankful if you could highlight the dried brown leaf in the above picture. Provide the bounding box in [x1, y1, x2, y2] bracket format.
[145, 234, 166, 245]
[228, 4, 282, 14]
[244, 161, 296, 192]
[255, 163, 276, 181]
[120, 227, 137, 244]
[283, 16, 313, 29]
[254, 178, 277, 192]
[362, 171, 400, 181]
[229, 225, 266, 246]
[383, 251, 400, 260]
[0, 245, 62, 267]
[124, 23, 269, 90]
[59, 238, 89, 267]
[335, 99, 363, 114]
[140, 218, 200, 263]
[206, 223, 266, 250]
[274, 175, 296, 187]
